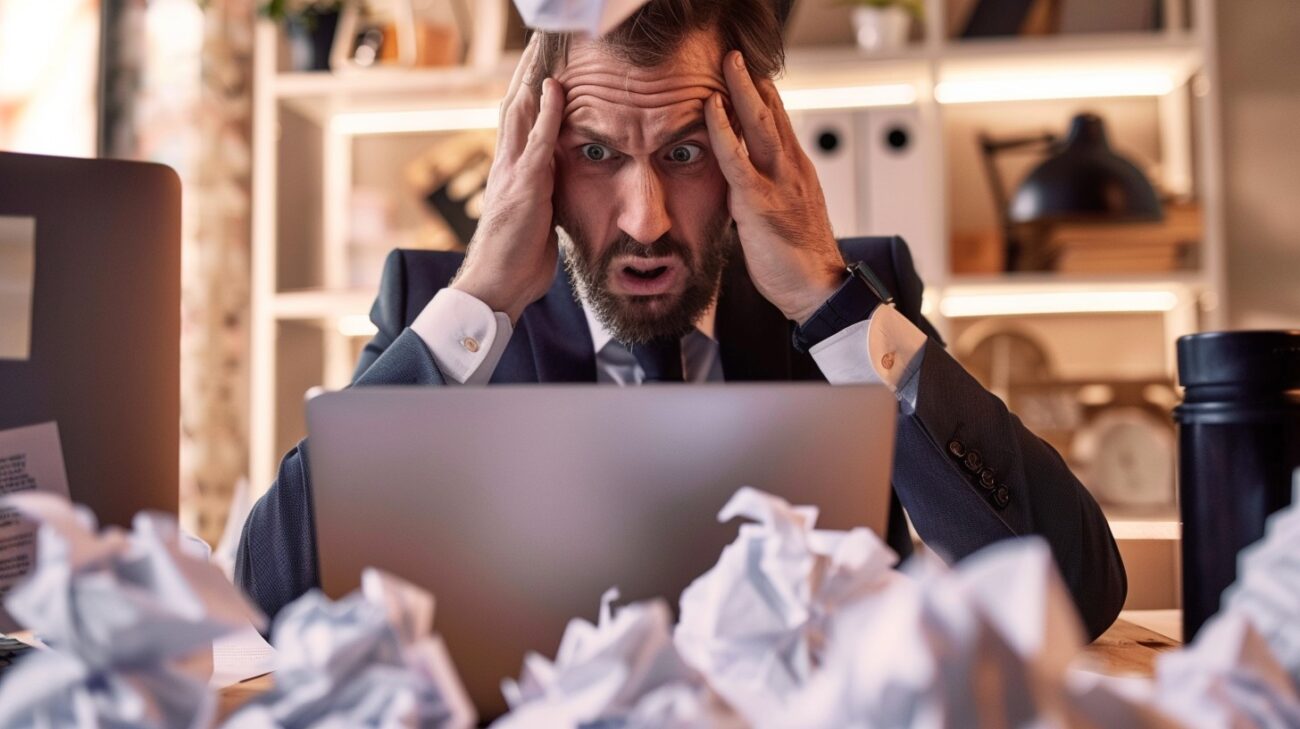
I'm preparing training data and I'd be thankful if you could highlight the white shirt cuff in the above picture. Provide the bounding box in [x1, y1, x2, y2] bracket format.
[410, 288, 513, 385]
[810, 304, 928, 401]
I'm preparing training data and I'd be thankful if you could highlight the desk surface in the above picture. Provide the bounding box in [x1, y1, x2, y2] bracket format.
[214, 617, 1183, 722]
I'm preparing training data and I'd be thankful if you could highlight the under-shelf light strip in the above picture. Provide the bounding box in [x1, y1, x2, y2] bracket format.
[939, 290, 1180, 318]
[338, 314, 380, 337]
[935, 72, 1175, 104]
[328, 84, 918, 135]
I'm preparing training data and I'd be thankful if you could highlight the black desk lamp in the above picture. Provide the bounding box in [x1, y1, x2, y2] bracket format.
[980, 113, 1164, 271]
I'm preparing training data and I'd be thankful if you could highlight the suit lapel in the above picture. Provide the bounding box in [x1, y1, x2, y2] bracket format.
[509, 260, 597, 383]
[714, 253, 799, 382]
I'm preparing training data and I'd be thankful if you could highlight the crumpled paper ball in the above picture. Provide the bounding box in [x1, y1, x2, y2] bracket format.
[1221, 473, 1300, 686]
[1146, 612, 1300, 729]
[494, 588, 743, 729]
[771, 537, 1085, 728]
[513, 0, 648, 36]
[0, 492, 263, 729]
[673, 486, 901, 715]
[220, 569, 476, 729]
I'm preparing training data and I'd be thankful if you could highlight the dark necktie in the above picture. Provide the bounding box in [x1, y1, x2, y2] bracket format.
[629, 337, 684, 382]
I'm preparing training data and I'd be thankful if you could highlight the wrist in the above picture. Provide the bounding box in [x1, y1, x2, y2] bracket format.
[789, 272, 848, 326]
[450, 274, 525, 325]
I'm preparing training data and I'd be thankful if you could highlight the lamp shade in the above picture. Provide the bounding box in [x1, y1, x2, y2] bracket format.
[1009, 113, 1163, 224]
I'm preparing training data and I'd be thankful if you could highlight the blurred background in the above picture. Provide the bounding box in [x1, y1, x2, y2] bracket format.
[2, 0, 1297, 611]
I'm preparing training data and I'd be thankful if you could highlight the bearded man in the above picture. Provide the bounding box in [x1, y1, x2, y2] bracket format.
[237, 0, 1127, 639]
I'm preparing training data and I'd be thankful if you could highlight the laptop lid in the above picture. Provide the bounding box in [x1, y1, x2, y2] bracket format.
[0, 152, 180, 528]
[307, 383, 896, 717]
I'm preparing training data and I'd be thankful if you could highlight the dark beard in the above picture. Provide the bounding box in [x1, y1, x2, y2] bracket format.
[557, 213, 736, 345]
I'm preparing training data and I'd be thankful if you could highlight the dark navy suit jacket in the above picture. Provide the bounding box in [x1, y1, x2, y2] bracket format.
[237, 236, 1127, 639]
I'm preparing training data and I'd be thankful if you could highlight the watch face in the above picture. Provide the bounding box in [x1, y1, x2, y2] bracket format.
[1074, 408, 1176, 509]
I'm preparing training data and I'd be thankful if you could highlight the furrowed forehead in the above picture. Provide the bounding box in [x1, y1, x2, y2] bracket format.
[553, 31, 726, 150]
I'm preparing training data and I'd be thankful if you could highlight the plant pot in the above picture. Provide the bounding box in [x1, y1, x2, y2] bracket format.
[285, 9, 341, 72]
[852, 6, 911, 53]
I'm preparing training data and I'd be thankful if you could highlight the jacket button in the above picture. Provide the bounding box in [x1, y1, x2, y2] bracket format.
[994, 485, 1010, 508]
[948, 440, 966, 458]
[978, 467, 996, 489]
[963, 450, 983, 473]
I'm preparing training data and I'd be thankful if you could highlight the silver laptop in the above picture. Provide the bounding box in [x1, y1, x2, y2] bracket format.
[307, 384, 896, 717]
[0, 152, 179, 529]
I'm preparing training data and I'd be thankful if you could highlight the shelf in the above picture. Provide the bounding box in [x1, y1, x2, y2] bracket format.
[1107, 517, 1181, 541]
[937, 276, 1203, 318]
[272, 289, 375, 320]
[268, 31, 1206, 134]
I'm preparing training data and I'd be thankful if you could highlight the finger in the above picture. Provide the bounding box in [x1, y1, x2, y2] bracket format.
[755, 77, 799, 149]
[522, 78, 564, 170]
[500, 82, 540, 161]
[500, 35, 541, 127]
[704, 91, 759, 189]
[722, 51, 782, 173]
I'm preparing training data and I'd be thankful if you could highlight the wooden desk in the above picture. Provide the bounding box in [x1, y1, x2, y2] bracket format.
[214, 618, 1182, 722]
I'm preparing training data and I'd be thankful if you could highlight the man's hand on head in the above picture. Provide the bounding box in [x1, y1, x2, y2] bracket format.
[704, 50, 847, 326]
[451, 38, 565, 325]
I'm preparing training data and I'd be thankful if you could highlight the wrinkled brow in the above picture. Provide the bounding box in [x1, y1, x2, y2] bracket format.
[566, 119, 709, 151]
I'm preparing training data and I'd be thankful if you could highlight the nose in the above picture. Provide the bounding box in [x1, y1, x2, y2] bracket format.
[615, 163, 672, 245]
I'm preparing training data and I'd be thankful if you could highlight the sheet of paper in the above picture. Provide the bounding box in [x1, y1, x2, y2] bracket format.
[0, 215, 36, 361]
[210, 622, 277, 689]
[513, 0, 648, 35]
[0, 422, 70, 633]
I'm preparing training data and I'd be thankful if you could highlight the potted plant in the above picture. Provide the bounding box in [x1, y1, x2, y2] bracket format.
[839, 0, 924, 53]
[259, 0, 346, 71]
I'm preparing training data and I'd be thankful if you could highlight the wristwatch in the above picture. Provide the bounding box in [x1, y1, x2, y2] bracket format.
[792, 261, 895, 353]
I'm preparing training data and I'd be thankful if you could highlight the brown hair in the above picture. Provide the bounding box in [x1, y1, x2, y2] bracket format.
[528, 0, 785, 91]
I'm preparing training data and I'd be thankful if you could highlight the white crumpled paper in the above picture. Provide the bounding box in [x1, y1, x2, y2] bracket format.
[494, 588, 743, 729]
[672, 486, 901, 716]
[1128, 469, 1300, 729]
[0, 492, 263, 729]
[1220, 470, 1300, 685]
[512, 0, 648, 36]
[771, 537, 1086, 728]
[221, 568, 476, 729]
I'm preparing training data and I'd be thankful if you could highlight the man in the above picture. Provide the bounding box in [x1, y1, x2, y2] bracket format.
[237, 0, 1126, 639]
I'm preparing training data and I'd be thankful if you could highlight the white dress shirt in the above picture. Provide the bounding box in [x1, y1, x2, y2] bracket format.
[409, 286, 928, 410]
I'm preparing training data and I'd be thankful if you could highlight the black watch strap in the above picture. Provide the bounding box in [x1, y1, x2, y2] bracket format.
[792, 261, 895, 353]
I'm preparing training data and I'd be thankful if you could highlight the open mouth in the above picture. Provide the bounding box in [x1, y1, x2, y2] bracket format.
[613, 257, 682, 296]
[623, 264, 669, 281]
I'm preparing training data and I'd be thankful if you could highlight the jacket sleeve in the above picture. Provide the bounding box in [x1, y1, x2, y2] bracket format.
[235, 250, 447, 621]
[894, 341, 1127, 640]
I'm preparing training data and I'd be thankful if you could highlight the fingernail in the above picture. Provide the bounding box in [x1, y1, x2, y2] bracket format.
[733, 52, 745, 70]
[712, 93, 723, 109]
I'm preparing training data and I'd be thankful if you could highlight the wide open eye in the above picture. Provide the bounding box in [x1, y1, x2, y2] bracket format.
[666, 144, 704, 164]
[581, 143, 614, 162]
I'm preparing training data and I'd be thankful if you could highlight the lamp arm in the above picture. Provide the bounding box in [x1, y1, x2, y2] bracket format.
[977, 131, 1058, 268]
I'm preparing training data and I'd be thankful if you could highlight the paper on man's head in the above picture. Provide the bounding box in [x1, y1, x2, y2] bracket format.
[513, 0, 649, 36]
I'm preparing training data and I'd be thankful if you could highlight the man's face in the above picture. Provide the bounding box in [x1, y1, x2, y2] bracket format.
[551, 31, 736, 344]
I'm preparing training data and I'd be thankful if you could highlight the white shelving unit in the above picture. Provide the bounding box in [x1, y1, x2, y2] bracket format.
[250, 2, 1223, 599]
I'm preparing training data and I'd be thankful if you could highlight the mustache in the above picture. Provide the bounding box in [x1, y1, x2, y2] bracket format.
[601, 233, 691, 265]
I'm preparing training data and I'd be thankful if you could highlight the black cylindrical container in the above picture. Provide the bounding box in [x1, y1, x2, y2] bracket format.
[1174, 330, 1300, 640]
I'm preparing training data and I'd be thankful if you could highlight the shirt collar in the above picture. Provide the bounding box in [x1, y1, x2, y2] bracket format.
[580, 294, 718, 354]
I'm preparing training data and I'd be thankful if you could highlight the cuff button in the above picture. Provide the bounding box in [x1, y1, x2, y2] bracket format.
[963, 450, 983, 472]
[993, 485, 1010, 508]
[461, 336, 481, 353]
[947, 440, 966, 458]
[978, 467, 996, 489]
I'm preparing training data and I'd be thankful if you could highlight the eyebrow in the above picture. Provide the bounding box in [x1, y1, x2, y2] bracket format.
[567, 119, 709, 150]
